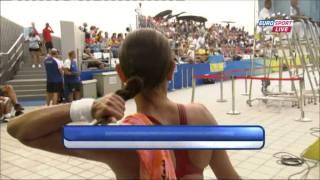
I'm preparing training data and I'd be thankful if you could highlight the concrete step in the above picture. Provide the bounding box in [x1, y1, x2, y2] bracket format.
[14, 74, 46, 80]
[7, 79, 46, 86]
[20, 67, 46, 71]
[17, 71, 46, 75]
[16, 89, 46, 96]
[17, 94, 46, 101]
[12, 84, 46, 91]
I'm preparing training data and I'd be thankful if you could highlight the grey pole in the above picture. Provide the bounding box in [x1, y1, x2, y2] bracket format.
[172, 67, 175, 91]
[181, 65, 184, 88]
[186, 67, 189, 88]
[227, 76, 240, 115]
[191, 68, 195, 103]
[217, 73, 227, 103]
[296, 78, 311, 122]
[279, 57, 283, 93]
[241, 70, 249, 96]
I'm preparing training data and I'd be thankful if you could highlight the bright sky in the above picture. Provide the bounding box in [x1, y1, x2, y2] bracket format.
[1, 1, 258, 37]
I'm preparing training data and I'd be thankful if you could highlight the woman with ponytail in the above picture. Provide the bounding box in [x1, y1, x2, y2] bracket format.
[7, 29, 240, 180]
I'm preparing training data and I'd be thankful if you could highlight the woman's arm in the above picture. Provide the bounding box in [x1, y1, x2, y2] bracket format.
[7, 103, 71, 141]
[6, 94, 138, 165]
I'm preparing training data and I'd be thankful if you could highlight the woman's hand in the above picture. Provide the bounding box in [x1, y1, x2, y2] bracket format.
[92, 94, 125, 124]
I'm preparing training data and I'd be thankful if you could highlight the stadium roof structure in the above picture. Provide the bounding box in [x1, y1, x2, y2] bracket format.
[177, 15, 207, 23]
[221, 21, 236, 24]
[154, 10, 172, 19]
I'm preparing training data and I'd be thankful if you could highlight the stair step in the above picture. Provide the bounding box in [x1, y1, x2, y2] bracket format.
[17, 71, 46, 75]
[11, 84, 46, 91]
[19, 68, 45, 71]
[7, 79, 46, 86]
[17, 94, 46, 101]
[20, 67, 46, 71]
[16, 89, 46, 96]
[14, 74, 46, 79]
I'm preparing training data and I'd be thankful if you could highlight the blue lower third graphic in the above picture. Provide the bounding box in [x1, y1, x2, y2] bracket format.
[63, 126, 265, 149]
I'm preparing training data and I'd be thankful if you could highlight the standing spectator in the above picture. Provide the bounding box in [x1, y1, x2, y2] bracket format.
[103, 31, 109, 48]
[44, 49, 63, 106]
[31, 22, 44, 55]
[31, 22, 39, 35]
[259, 0, 272, 20]
[42, 23, 54, 54]
[117, 33, 124, 44]
[109, 33, 120, 58]
[26, 32, 41, 68]
[96, 31, 103, 43]
[290, 0, 301, 16]
[63, 50, 81, 102]
[82, 23, 91, 45]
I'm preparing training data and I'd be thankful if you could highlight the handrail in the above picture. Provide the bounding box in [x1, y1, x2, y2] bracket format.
[0, 33, 24, 55]
[0, 33, 25, 84]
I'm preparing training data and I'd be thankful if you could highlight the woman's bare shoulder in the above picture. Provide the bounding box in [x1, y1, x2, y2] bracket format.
[183, 103, 218, 125]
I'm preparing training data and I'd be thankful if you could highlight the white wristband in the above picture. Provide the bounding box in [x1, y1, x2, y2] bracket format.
[70, 98, 95, 122]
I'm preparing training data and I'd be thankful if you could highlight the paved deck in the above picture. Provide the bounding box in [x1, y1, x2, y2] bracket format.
[1, 76, 319, 179]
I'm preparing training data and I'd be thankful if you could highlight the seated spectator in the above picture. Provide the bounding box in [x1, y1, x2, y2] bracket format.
[0, 97, 12, 123]
[0, 85, 24, 117]
[82, 48, 105, 69]
[96, 31, 103, 43]
[186, 45, 196, 63]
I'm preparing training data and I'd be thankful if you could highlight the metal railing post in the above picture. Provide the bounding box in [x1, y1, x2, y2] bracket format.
[227, 76, 240, 115]
[296, 78, 311, 122]
[216, 72, 227, 103]
[191, 68, 195, 103]
[241, 70, 249, 96]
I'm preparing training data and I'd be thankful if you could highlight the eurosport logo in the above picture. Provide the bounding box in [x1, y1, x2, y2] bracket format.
[258, 20, 294, 33]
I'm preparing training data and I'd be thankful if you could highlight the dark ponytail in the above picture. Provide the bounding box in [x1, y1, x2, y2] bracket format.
[115, 76, 144, 100]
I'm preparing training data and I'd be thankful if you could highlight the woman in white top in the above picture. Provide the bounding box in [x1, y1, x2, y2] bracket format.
[26, 32, 41, 68]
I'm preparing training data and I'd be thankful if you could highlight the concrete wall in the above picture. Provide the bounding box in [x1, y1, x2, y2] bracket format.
[0, 16, 23, 53]
[258, 0, 320, 21]
[60, 21, 84, 61]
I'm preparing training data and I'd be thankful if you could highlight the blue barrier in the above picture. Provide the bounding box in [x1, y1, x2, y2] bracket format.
[208, 55, 224, 63]
[80, 69, 111, 81]
[81, 59, 265, 92]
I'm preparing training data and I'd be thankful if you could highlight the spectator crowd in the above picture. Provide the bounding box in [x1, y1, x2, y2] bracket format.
[137, 14, 254, 63]
[79, 23, 129, 69]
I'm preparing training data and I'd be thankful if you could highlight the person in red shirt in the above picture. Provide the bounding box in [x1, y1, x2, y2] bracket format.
[42, 23, 54, 54]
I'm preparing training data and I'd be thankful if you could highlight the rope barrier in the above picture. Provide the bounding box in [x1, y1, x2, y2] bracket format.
[194, 74, 302, 81]
[210, 64, 303, 76]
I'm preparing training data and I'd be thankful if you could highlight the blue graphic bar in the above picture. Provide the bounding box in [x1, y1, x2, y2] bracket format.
[63, 126, 265, 149]
[258, 19, 275, 26]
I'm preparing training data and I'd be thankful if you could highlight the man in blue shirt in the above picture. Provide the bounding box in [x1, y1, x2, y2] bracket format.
[44, 49, 63, 105]
[63, 50, 81, 102]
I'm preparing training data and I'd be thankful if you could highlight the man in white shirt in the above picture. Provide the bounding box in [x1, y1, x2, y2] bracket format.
[63, 50, 81, 102]
[187, 45, 195, 63]
[259, 0, 272, 20]
[290, 0, 304, 38]
[290, 0, 301, 16]
[258, 0, 273, 40]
